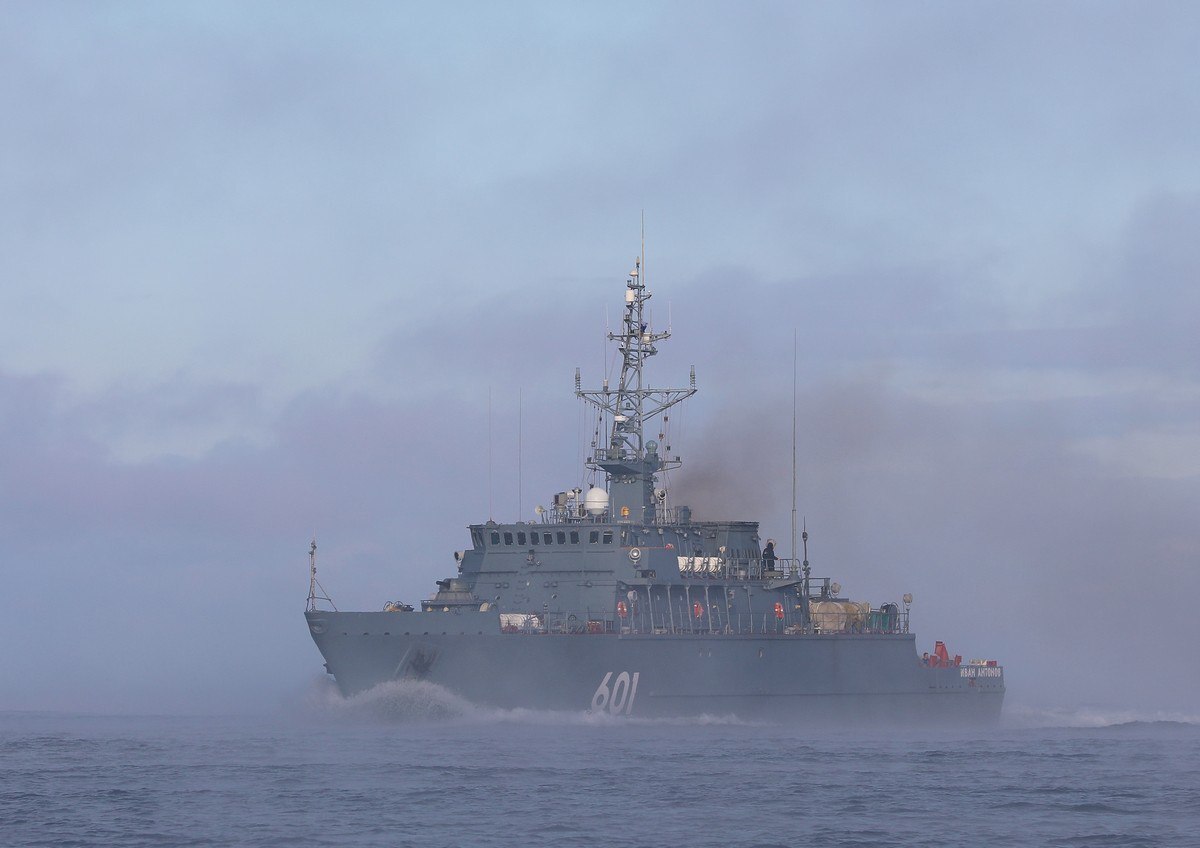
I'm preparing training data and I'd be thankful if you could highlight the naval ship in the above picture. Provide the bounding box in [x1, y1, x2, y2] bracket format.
[305, 257, 1005, 723]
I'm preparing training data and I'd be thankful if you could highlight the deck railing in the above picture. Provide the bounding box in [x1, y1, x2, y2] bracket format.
[676, 556, 810, 580]
[498, 606, 909, 637]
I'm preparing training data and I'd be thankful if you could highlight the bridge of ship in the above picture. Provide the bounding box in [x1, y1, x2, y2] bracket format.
[424, 514, 912, 638]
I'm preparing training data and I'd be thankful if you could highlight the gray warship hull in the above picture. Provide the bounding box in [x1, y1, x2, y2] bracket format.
[307, 609, 1003, 724]
[303, 252, 1006, 724]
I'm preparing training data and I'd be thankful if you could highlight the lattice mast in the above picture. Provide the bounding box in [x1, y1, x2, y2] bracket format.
[575, 254, 695, 522]
[306, 540, 337, 612]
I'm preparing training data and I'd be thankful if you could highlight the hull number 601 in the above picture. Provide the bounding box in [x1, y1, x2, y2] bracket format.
[591, 671, 640, 715]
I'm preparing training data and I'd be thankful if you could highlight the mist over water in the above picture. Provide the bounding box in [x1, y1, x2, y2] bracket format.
[294, 677, 763, 729]
[299, 677, 477, 724]
[295, 678, 1200, 733]
[5, 684, 1199, 848]
[1003, 703, 1200, 731]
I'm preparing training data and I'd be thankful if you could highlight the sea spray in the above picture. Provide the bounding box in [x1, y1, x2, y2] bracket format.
[1003, 703, 1200, 729]
[295, 676, 769, 728]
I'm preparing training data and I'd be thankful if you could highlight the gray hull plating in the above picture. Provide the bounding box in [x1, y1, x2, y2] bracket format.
[307, 610, 1003, 724]
[303, 256, 1006, 725]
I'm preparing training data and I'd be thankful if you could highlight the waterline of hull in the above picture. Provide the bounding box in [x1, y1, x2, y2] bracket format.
[307, 611, 1004, 725]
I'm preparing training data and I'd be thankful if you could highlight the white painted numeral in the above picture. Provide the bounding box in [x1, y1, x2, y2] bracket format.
[610, 671, 630, 713]
[591, 672, 613, 711]
[591, 671, 640, 715]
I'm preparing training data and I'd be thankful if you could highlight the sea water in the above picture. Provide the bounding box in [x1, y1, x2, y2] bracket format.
[3, 681, 1198, 848]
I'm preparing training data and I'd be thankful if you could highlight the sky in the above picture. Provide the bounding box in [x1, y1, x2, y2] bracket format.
[2, 1, 1198, 719]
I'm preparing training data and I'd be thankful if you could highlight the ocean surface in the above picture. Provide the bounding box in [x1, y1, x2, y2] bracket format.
[4, 681, 1199, 848]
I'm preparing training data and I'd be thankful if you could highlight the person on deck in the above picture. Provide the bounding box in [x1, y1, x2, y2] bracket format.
[762, 539, 777, 572]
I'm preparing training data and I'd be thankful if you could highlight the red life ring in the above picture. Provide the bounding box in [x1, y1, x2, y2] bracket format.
[693, 602, 704, 619]
[617, 600, 628, 618]
[774, 602, 784, 620]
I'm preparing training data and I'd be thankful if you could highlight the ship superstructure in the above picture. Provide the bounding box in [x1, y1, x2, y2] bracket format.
[305, 255, 1004, 723]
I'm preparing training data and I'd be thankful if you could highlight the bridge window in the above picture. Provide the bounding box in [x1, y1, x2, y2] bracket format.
[570, 531, 579, 544]
[589, 530, 599, 544]
[517, 531, 527, 546]
[490, 531, 500, 545]
[602, 531, 613, 544]
[556, 531, 566, 544]
[503, 532, 513, 545]
[543, 532, 553, 545]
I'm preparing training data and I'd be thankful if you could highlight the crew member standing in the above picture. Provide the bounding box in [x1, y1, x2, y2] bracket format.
[762, 539, 777, 572]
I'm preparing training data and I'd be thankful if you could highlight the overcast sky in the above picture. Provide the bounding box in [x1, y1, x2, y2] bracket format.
[3, 1, 1198, 720]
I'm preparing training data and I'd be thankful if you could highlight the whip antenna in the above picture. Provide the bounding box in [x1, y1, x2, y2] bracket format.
[791, 329, 798, 567]
[518, 387, 523, 520]
[488, 386, 494, 521]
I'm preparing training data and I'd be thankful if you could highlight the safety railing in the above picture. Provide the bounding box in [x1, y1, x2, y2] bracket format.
[676, 556, 812, 581]
[498, 606, 909, 637]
